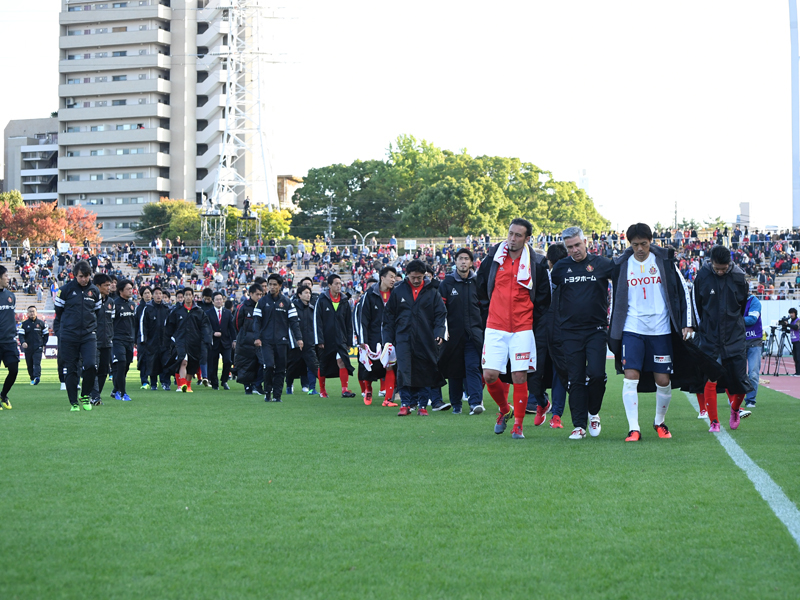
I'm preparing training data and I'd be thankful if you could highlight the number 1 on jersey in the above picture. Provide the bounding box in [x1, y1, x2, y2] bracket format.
[643, 287, 647, 300]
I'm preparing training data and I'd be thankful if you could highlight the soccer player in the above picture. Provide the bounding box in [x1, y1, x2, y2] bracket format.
[691, 245, 751, 432]
[286, 284, 320, 395]
[382, 260, 447, 416]
[0, 265, 19, 409]
[142, 287, 172, 390]
[253, 274, 302, 402]
[233, 283, 264, 395]
[476, 218, 551, 439]
[54, 260, 102, 412]
[357, 267, 398, 407]
[18, 306, 49, 386]
[205, 291, 236, 390]
[167, 288, 213, 393]
[608, 223, 694, 442]
[135, 286, 155, 390]
[112, 280, 137, 401]
[314, 274, 356, 398]
[438, 250, 485, 415]
[90, 273, 114, 405]
[549, 227, 615, 440]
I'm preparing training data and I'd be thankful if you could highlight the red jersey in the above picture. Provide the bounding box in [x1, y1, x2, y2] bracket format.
[485, 256, 533, 333]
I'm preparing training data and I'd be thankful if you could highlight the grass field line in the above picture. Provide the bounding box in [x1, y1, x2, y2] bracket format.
[683, 391, 800, 550]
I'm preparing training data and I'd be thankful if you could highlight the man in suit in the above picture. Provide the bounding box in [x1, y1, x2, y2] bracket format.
[206, 291, 237, 390]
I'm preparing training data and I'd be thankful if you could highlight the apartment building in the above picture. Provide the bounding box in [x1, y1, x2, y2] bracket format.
[57, 0, 263, 240]
[4, 118, 60, 203]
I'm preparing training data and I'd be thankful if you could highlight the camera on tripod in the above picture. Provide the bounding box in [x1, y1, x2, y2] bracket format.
[778, 316, 794, 333]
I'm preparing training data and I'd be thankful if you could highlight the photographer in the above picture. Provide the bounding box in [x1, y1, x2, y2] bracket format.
[788, 308, 800, 376]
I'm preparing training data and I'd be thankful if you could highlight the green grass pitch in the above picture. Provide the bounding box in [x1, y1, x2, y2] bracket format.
[1, 360, 799, 599]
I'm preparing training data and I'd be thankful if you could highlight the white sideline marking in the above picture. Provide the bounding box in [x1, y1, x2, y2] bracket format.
[684, 392, 800, 550]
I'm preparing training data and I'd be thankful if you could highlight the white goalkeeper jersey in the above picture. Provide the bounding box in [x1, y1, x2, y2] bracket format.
[624, 253, 671, 336]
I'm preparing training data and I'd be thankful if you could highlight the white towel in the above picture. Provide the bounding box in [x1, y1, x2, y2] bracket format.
[493, 241, 532, 289]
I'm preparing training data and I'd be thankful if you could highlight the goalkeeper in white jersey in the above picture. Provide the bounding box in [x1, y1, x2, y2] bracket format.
[608, 223, 695, 441]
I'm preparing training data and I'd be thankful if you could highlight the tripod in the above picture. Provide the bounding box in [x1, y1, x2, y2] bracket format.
[765, 326, 793, 377]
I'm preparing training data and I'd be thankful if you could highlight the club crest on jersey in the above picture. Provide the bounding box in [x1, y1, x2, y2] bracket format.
[515, 352, 530, 360]
[586, 265, 594, 272]
[567, 268, 572, 273]
[649, 265, 657, 275]
[450, 289, 458, 296]
[7, 297, 11, 303]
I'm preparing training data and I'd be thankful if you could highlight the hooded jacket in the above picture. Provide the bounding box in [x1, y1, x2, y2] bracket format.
[691, 261, 748, 360]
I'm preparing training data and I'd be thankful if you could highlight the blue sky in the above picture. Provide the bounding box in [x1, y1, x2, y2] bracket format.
[0, 0, 792, 230]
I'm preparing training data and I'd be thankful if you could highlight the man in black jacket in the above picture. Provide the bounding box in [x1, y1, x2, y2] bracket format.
[286, 284, 320, 395]
[54, 260, 101, 411]
[142, 287, 172, 390]
[234, 283, 264, 394]
[90, 273, 114, 405]
[205, 291, 236, 390]
[357, 267, 398, 407]
[382, 260, 447, 416]
[112, 280, 137, 401]
[167, 287, 213, 393]
[691, 244, 751, 433]
[254, 274, 302, 402]
[549, 227, 615, 440]
[18, 305, 49, 385]
[135, 286, 155, 390]
[0, 265, 19, 409]
[439, 250, 485, 415]
[314, 274, 356, 398]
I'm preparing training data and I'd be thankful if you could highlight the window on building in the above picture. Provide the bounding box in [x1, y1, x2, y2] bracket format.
[66, 175, 80, 181]
[90, 150, 104, 156]
[90, 174, 103, 181]
[90, 125, 104, 132]
[96, 76, 108, 82]
[112, 26, 127, 33]
[66, 151, 76, 157]
[66, 127, 79, 133]
[112, 99, 127, 106]
[112, 2, 128, 8]
[67, 79, 80, 84]
[96, 101, 107, 107]
[112, 75, 127, 81]
[96, 52, 108, 58]
[112, 51, 127, 57]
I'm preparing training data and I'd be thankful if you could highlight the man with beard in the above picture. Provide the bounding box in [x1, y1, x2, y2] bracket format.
[111, 280, 137, 402]
[357, 267, 398, 407]
[286, 285, 320, 395]
[167, 287, 213, 393]
[477, 219, 551, 439]
[314, 274, 356, 398]
[234, 283, 264, 395]
[439, 249, 485, 415]
[382, 260, 447, 416]
[253, 274, 302, 402]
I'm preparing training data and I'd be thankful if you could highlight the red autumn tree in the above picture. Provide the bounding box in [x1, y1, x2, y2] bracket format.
[65, 205, 103, 245]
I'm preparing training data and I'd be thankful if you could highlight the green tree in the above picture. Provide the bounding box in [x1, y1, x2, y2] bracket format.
[256, 205, 293, 240]
[703, 216, 727, 230]
[0, 190, 24, 212]
[134, 199, 201, 243]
